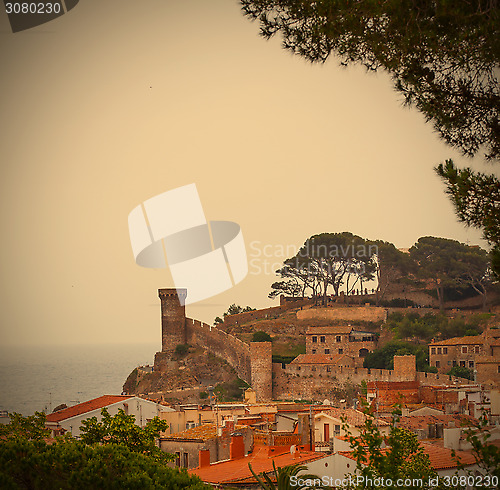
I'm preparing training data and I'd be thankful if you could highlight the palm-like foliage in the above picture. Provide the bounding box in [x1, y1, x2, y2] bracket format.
[249, 461, 330, 490]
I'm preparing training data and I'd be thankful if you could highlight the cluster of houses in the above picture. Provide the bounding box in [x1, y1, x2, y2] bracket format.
[36, 319, 500, 487]
[42, 370, 500, 487]
[429, 327, 500, 383]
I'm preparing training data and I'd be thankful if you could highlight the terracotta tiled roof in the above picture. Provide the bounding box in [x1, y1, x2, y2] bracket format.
[162, 424, 217, 442]
[339, 443, 476, 470]
[379, 414, 475, 431]
[45, 395, 133, 423]
[420, 442, 476, 470]
[290, 354, 352, 365]
[190, 445, 324, 484]
[306, 326, 353, 335]
[430, 335, 483, 346]
[317, 408, 389, 427]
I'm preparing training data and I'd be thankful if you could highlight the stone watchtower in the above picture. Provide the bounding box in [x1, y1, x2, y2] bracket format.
[159, 288, 187, 353]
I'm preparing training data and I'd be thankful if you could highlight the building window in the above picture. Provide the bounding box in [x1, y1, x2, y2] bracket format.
[447, 361, 451, 365]
[320, 336, 326, 343]
[431, 347, 436, 354]
[325, 349, 330, 354]
[338, 348, 343, 354]
[437, 348, 442, 354]
[336, 336, 341, 342]
[460, 361, 466, 367]
[326, 366, 331, 372]
[297, 366, 301, 371]
[183, 453, 189, 468]
[498, 366, 500, 373]
[435, 360, 440, 368]
[175, 452, 181, 467]
[312, 336, 317, 343]
[453, 361, 457, 367]
[469, 361, 474, 368]
[475, 346, 480, 353]
[334, 425, 341, 435]
[312, 349, 316, 354]
[312, 367, 316, 371]
[443, 348, 448, 354]
[462, 346, 468, 354]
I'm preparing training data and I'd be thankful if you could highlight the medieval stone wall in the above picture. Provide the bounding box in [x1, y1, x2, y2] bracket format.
[184, 318, 252, 383]
[297, 306, 387, 323]
[272, 363, 470, 400]
[220, 299, 312, 328]
[250, 342, 273, 402]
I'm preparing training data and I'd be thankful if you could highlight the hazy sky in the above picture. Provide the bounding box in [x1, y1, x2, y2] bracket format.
[1, 1, 497, 347]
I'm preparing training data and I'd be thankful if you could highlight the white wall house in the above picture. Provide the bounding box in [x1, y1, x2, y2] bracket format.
[45, 394, 174, 438]
[314, 411, 390, 447]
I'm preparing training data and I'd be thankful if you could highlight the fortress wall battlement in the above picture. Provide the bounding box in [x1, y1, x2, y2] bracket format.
[297, 306, 387, 323]
[221, 298, 312, 327]
[185, 317, 251, 383]
[272, 363, 471, 400]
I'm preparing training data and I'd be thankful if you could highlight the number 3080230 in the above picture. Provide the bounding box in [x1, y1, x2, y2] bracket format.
[5, 3, 62, 14]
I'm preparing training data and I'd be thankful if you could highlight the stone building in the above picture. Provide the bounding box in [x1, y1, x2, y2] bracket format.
[288, 353, 355, 374]
[160, 420, 253, 469]
[306, 325, 377, 367]
[429, 328, 500, 382]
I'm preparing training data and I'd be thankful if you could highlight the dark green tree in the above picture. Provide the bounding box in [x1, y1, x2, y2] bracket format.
[0, 438, 209, 489]
[369, 240, 415, 306]
[241, 0, 500, 159]
[252, 331, 273, 342]
[436, 159, 500, 279]
[213, 304, 256, 325]
[409, 236, 490, 310]
[342, 404, 446, 490]
[80, 407, 172, 463]
[447, 366, 474, 380]
[0, 412, 209, 489]
[363, 341, 432, 372]
[273, 232, 376, 305]
[459, 412, 500, 480]
[0, 411, 49, 441]
[268, 279, 302, 299]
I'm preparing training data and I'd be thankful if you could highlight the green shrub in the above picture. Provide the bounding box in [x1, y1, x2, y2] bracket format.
[447, 366, 474, 380]
[252, 331, 272, 342]
[174, 344, 189, 356]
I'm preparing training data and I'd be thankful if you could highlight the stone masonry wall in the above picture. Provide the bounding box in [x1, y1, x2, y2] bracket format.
[250, 342, 273, 402]
[221, 299, 312, 327]
[297, 306, 387, 323]
[272, 363, 470, 400]
[185, 318, 251, 384]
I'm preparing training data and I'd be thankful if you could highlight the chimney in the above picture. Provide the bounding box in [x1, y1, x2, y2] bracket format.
[222, 418, 235, 437]
[230, 433, 245, 460]
[198, 449, 211, 468]
[298, 413, 314, 449]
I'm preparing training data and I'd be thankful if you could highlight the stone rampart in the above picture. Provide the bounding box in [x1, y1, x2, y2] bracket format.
[185, 318, 251, 383]
[296, 306, 387, 323]
[250, 342, 273, 401]
[272, 363, 471, 400]
[221, 299, 312, 327]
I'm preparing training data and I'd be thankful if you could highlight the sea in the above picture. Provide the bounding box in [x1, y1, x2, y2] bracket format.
[0, 343, 158, 416]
